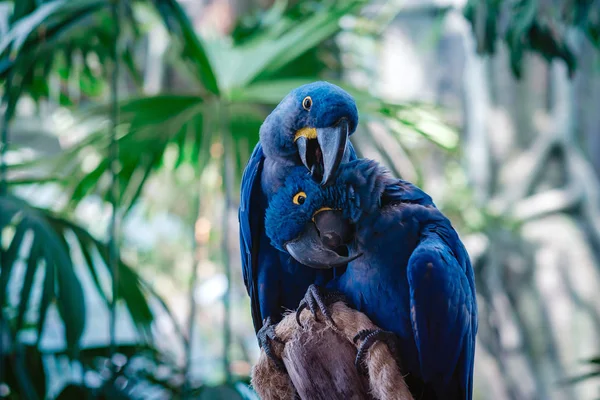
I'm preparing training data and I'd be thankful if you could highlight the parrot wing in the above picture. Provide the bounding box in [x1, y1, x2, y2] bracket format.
[382, 179, 435, 207]
[239, 142, 359, 334]
[407, 220, 477, 400]
[238, 143, 267, 333]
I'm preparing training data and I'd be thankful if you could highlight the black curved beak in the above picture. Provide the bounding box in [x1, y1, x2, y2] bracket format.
[313, 209, 354, 249]
[318, 119, 349, 186]
[295, 119, 350, 186]
[284, 209, 361, 269]
[296, 135, 309, 173]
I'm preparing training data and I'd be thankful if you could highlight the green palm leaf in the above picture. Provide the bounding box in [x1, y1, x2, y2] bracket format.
[3, 0, 459, 212]
[0, 0, 217, 119]
[7, 84, 455, 212]
[157, 0, 219, 94]
[60, 95, 207, 212]
[0, 194, 174, 351]
[1, 194, 85, 351]
[208, 0, 365, 92]
[1, 0, 115, 118]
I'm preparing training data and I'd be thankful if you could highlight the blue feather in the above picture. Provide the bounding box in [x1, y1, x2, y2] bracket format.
[238, 82, 360, 333]
[238, 143, 266, 332]
[264, 160, 477, 399]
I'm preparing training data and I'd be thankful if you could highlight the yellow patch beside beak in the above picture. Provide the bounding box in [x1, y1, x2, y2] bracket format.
[294, 127, 317, 142]
[312, 207, 336, 222]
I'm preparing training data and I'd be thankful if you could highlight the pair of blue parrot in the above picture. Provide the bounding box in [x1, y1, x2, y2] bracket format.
[238, 82, 477, 400]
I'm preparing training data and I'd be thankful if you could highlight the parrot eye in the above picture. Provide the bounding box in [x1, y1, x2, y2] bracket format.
[293, 191, 307, 205]
[302, 96, 312, 111]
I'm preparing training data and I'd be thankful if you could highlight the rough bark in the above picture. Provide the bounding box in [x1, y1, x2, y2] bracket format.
[283, 326, 372, 400]
[251, 302, 413, 400]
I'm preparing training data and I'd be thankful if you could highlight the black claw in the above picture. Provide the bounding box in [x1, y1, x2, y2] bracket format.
[257, 317, 286, 371]
[295, 284, 346, 327]
[353, 329, 372, 344]
[307, 288, 319, 316]
[296, 288, 320, 327]
[296, 302, 308, 327]
[354, 329, 401, 376]
[355, 348, 370, 375]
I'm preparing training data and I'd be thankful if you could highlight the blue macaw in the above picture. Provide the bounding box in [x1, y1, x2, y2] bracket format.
[264, 160, 478, 400]
[238, 81, 360, 363]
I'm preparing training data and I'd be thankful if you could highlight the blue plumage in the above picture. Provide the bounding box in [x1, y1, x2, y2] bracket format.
[264, 160, 478, 400]
[239, 81, 359, 334]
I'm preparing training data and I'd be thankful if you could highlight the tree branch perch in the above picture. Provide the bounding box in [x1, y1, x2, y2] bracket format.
[252, 302, 413, 400]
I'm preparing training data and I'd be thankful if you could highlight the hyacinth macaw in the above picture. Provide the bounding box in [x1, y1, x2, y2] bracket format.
[238, 81, 360, 363]
[264, 160, 478, 400]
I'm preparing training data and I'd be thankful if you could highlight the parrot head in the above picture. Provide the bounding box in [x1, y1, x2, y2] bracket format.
[265, 166, 362, 269]
[260, 81, 358, 185]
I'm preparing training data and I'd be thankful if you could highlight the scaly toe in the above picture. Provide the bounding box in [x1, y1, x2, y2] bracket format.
[296, 300, 309, 327]
[257, 318, 286, 371]
[353, 328, 375, 344]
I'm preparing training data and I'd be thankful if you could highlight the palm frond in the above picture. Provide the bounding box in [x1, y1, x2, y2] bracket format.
[1, 0, 116, 118]
[6, 83, 456, 213]
[1, 194, 85, 351]
[0, 194, 170, 352]
[208, 0, 366, 92]
[0, 0, 218, 119]
[563, 371, 600, 385]
[155, 0, 219, 94]
[59, 95, 206, 213]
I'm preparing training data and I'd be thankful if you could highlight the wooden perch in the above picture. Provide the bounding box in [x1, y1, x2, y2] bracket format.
[284, 323, 371, 399]
[251, 302, 413, 400]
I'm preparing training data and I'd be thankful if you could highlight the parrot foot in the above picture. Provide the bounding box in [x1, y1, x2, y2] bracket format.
[296, 284, 346, 328]
[257, 317, 286, 372]
[353, 329, 401, 375]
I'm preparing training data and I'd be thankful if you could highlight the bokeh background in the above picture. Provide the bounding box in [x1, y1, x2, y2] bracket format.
[1, 0, 600, 399]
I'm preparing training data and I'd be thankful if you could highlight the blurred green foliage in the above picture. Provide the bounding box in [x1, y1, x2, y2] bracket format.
[565, 357, 600, 385]
[464, 0, 600, 78]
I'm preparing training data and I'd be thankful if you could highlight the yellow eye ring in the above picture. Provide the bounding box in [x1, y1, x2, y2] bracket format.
[293, 191, 307, 205]
[302, 96, 312, 111]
